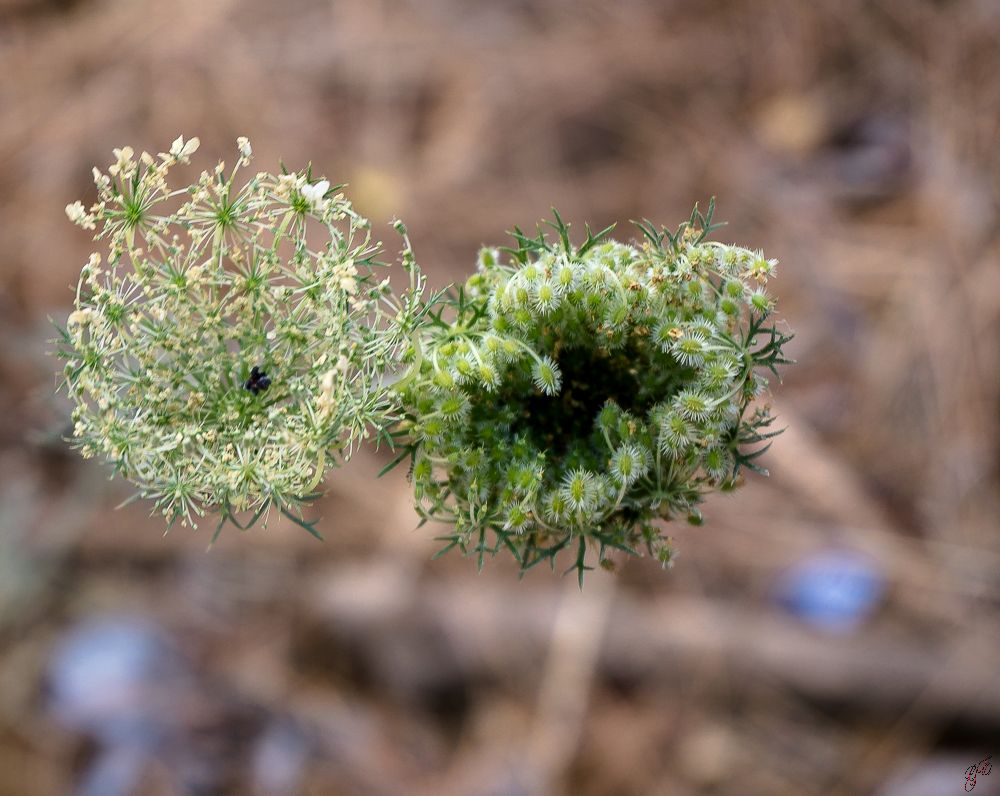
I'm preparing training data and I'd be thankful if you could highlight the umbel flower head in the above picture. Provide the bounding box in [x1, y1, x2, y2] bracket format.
[57, 136, 430, 537]
[394, 204, 792, 582]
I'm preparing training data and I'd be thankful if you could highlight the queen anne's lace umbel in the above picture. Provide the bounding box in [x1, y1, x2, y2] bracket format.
[58, 137, 428, 535]
[395, 207, 792, 581]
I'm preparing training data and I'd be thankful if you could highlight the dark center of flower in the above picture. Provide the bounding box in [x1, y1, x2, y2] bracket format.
[493, 335, 691, 460]
[515, 346, 641, 457]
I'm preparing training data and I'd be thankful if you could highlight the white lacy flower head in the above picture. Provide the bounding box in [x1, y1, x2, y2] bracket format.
[57, 137, 429, 534]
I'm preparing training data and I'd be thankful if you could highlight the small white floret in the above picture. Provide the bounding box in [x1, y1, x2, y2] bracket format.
[300, 180, 330, 210]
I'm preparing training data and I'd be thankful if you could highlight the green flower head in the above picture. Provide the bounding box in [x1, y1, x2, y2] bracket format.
[397, 204, 793, 582]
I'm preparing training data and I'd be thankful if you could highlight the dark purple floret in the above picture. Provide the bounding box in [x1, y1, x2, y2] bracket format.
[244, 365, 272, 395]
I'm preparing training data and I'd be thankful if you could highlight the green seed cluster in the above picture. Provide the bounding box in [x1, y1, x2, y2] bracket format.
[396, 208, 791, 580]
[57, 137, 428, 535]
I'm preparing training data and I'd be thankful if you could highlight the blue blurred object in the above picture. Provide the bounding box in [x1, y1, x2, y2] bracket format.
[46, 616, 187, 746]
[776, 549, 886, 632]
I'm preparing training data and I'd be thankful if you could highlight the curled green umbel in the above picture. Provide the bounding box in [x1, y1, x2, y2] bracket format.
[393, 204, 793, 582]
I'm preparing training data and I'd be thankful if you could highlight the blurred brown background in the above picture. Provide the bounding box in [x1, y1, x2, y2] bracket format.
[1, 0, 999, 794]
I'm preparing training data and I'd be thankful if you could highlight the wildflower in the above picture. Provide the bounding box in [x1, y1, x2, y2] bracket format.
[395, 206, 792, 582]
[66, 308, 94, 327]
[92, 167, 111, 189]
[300, 179, 330, 210]
[166, 135, 200, 164]
[56, 137, 429, 534]
[109, 146, 135, 177]
[65, 201, 95, 230]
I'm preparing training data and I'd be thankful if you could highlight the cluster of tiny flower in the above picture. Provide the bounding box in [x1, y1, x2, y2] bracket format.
[58, 137, 429, 536]
[395, 207, 791, 581]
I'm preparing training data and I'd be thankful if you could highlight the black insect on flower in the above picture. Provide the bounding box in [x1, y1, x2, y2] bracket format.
[244, 365, 272, 395]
